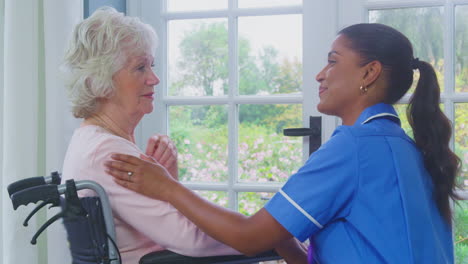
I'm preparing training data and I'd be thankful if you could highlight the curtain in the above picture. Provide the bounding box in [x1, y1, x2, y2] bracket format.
[1, 1, 81, 263]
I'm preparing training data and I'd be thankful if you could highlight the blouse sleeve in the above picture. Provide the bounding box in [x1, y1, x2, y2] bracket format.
[91, 136, 239, 256]
[264, 127, 359, 241]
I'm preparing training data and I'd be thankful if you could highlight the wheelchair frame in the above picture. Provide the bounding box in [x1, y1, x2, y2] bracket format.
[7, 172, 282, 264]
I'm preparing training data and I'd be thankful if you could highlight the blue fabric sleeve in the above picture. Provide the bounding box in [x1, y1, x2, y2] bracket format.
[265, 127, 359, 241]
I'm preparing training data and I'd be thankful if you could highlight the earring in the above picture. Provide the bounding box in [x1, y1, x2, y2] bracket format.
[360, 85, 368, 93]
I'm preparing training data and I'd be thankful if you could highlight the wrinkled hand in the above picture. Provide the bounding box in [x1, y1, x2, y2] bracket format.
[145, 134, 178, 180]
[104, 153, 176, 201]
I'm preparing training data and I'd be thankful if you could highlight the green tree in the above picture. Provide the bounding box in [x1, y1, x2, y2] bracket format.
[173, 21, 302, 129]
[371, 7, 444, 72]
[175, 22, 229, 96]
[276, 57, 302, 94]
[455, 7, 468, 92]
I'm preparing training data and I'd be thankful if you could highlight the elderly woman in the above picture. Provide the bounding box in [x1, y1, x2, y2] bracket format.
[61, 7, 243, 263]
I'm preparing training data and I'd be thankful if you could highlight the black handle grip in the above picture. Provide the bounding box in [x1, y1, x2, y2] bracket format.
[11, 185, 60, 210]
[283, 128, 316, 137]
[8, 177, 46, 197]
[283, 116, 322, 155]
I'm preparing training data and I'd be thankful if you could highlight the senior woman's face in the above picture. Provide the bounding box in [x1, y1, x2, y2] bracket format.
[111, 53, 159, 116]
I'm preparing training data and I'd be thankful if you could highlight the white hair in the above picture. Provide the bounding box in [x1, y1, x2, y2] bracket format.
[62, 6, 158, 118]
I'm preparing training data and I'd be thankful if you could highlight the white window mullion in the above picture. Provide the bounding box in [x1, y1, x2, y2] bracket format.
[233, 6, 302, 17]
[445, 2, 456, 151]
[159, 0, 169, 135]
[227, 0, 239, 211]
[366, 0, 445, 10]
[163, 10, 228, 20]
[162, 94, 302, 105]
[444, 1, 456, 94]
[444, 93, 468, 102]
[183, 182, 282, 193]
[162, 6, 302, 20]
[339, 0, 366, 28]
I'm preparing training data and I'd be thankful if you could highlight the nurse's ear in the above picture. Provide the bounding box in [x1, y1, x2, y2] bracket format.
[361, 60, 383, 88]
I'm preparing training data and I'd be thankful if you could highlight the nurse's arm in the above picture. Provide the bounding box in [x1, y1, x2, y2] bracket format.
[105, 153, 307, 261]
[166, 180, 305, 258]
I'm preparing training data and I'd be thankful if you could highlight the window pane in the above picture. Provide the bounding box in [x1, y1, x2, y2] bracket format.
[195, 190, 228, 208]
[455, 103, 468, 189]
[455, 200, 468, 264]
[238, 192, 274, 216]
[456, 5, 468, 93]
[169, 105, 228, 182]
[168, 0, 227, 12]
[238, 0, 302, 8]
[369, 7, 444, 92]
[238, 15, 302, 95]
[168, 19, 228, 96]
[238, 104, 302, 183]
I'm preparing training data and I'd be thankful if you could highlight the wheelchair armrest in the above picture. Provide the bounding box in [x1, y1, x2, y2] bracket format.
[139, 249, 281, 264]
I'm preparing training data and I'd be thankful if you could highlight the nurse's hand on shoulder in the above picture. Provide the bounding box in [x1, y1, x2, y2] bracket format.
[146, 134, 178, 180]
[105, 153, 176, 201]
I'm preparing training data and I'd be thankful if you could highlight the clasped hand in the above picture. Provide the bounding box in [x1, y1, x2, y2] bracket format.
[145, 134, 178, 180]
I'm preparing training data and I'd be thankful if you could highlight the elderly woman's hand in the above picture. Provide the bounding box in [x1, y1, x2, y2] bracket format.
[145, 135, 178, 180]
[104, 153, 177, 201]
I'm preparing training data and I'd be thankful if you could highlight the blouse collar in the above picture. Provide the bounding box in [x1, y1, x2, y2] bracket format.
[355, 103, 400, 126]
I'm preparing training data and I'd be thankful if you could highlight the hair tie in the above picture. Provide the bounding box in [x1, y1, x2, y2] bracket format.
[411, 58, 420, 70]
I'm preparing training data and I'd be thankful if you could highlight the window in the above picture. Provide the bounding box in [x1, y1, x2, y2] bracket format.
[133, 0, 314, 212]
[131, 0, 468, 261]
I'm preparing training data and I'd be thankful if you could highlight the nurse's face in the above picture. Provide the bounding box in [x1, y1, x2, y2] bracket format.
[315, 35, 368, 125]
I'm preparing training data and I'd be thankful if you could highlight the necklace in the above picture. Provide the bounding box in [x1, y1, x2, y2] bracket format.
[89, 114, 133, 142]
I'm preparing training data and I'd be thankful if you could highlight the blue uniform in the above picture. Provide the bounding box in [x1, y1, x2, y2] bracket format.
[265, 103, 453, 263]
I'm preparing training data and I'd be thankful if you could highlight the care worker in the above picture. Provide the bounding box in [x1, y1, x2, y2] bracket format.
[105, 23, 460, 263]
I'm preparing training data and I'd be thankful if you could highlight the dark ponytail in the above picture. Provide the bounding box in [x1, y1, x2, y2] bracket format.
[339, 23, 461, 223]
[408, 60, 461, 223]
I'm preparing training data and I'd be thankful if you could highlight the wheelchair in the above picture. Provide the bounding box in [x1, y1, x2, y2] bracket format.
[7, 172, 282, 264]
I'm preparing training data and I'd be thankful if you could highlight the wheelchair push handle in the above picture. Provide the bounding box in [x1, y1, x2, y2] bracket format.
[7, 171, 61, 197]
[8, 177, 46, 197]
[11, 185, 60, 210]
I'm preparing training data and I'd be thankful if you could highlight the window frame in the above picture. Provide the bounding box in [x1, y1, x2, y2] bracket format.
[129, 0, 468, 205]
[129, 0, 338, 211]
